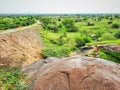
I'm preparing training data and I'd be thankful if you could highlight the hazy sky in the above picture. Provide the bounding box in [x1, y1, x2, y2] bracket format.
[0, 0, 120, 14]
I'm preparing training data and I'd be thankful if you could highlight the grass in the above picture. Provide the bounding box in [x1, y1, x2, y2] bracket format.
[0, 66, 27, 90]
[86, 39, 120, 46]
[42, 46, 71, 58]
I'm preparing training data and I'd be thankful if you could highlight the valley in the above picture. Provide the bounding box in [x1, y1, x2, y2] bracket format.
[0, 14, 120, 90]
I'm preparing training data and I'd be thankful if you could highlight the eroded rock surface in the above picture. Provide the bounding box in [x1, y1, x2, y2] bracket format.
[0, 25, 44, 67]
[22, 56, 120, 90]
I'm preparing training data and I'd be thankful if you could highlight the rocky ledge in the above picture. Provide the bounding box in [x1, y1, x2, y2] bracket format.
[22, 55, 120, 90]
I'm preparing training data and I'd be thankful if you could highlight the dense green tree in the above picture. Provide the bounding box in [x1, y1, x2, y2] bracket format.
[62, 18, 78, 32]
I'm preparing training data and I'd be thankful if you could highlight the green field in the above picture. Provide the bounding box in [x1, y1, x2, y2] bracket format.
[37, 14, 120, 61]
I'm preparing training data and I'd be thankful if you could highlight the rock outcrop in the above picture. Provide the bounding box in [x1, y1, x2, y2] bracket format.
[0, 25, 44, 67]
[98, 44, 120, 52]
[80, 44, 120, 53]
[22, 56, 120, 90]
[80, 44, 120, 57]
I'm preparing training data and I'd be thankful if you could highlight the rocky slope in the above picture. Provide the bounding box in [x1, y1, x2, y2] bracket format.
[22, 55, 120, 90]
[0, 24, 44, 67]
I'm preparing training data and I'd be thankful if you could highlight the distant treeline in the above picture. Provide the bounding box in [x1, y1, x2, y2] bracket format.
[0, 16, 35, 30]
[0, 14, 120, 30]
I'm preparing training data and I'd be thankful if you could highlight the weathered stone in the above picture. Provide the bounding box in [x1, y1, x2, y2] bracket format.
[22, 56, 120, 90]
[98, 44, 120, 52]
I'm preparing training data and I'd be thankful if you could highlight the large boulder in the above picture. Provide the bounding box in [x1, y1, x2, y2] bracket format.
[22, 56, 120, 90]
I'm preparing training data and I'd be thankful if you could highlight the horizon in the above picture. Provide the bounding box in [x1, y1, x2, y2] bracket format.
[0, 13, 120, 15]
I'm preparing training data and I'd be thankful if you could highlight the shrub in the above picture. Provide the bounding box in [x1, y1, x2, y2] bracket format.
[75, 37, 91, 48]
[114, 31, 120, 39]
[114, 15, 119, 18]
[99, 33, 116, 41]
[58, 18, 61, 21]
[75, 18, 81, 22]
[58, 23, 63, 28]
[108, 21, 112, 24]
[47, 24, 58, 32]
[87, 22, 94, 26]
[111, 23, 119, 28]
[62, 18, 74, 27]
[50, 39, 58, 44]
[40, 18, 53, 29]
[94, 30, 105, 38]
[0, 24, 5, 30]
[42, 47, 71, 58]
[67, 26, 78, 32]
[99, 49, 120, 63]
[57, 33, 68, 46]
[109, 17, 113, 20]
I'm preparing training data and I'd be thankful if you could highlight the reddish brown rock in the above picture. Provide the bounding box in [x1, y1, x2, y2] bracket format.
[22, 56, 120, 90]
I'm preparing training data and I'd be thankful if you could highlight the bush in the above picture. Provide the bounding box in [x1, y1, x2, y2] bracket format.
[108, 21, 112, 24]
[47, 24, 58, 32]
[111, 23, 119, 28]
[94, 30, 105, 38]
[0, 24, 5, 30]
[99, 33, 116, 41]
[87, 22, 94, 26]
[75, 37, 91, 48]
[99, 49, 120, 63]
[42, 47, 71, 58]
[40, 18, 53, 29]
[67, 26, 78, 32]
[75, 18, 81, 22]
[114, 31, 120, 39]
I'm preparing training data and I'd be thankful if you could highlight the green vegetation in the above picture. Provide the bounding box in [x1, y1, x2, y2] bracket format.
[0, 15, 35, 30]
[0, 66, 27, 90]
[99, 33, 116, 41]
[0, 14, 120, 63]
[114, 31, 120, 39]
[75, 36, 91, 48]
[99, 49, 120, 63]
[42, 46, 71, 58]
[111, 23, 119, 28]
[37, 14, 120, 60]
[0, 14, 120, 89]
[62, 18, 78, 32]
[86, 39, 120, 46]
